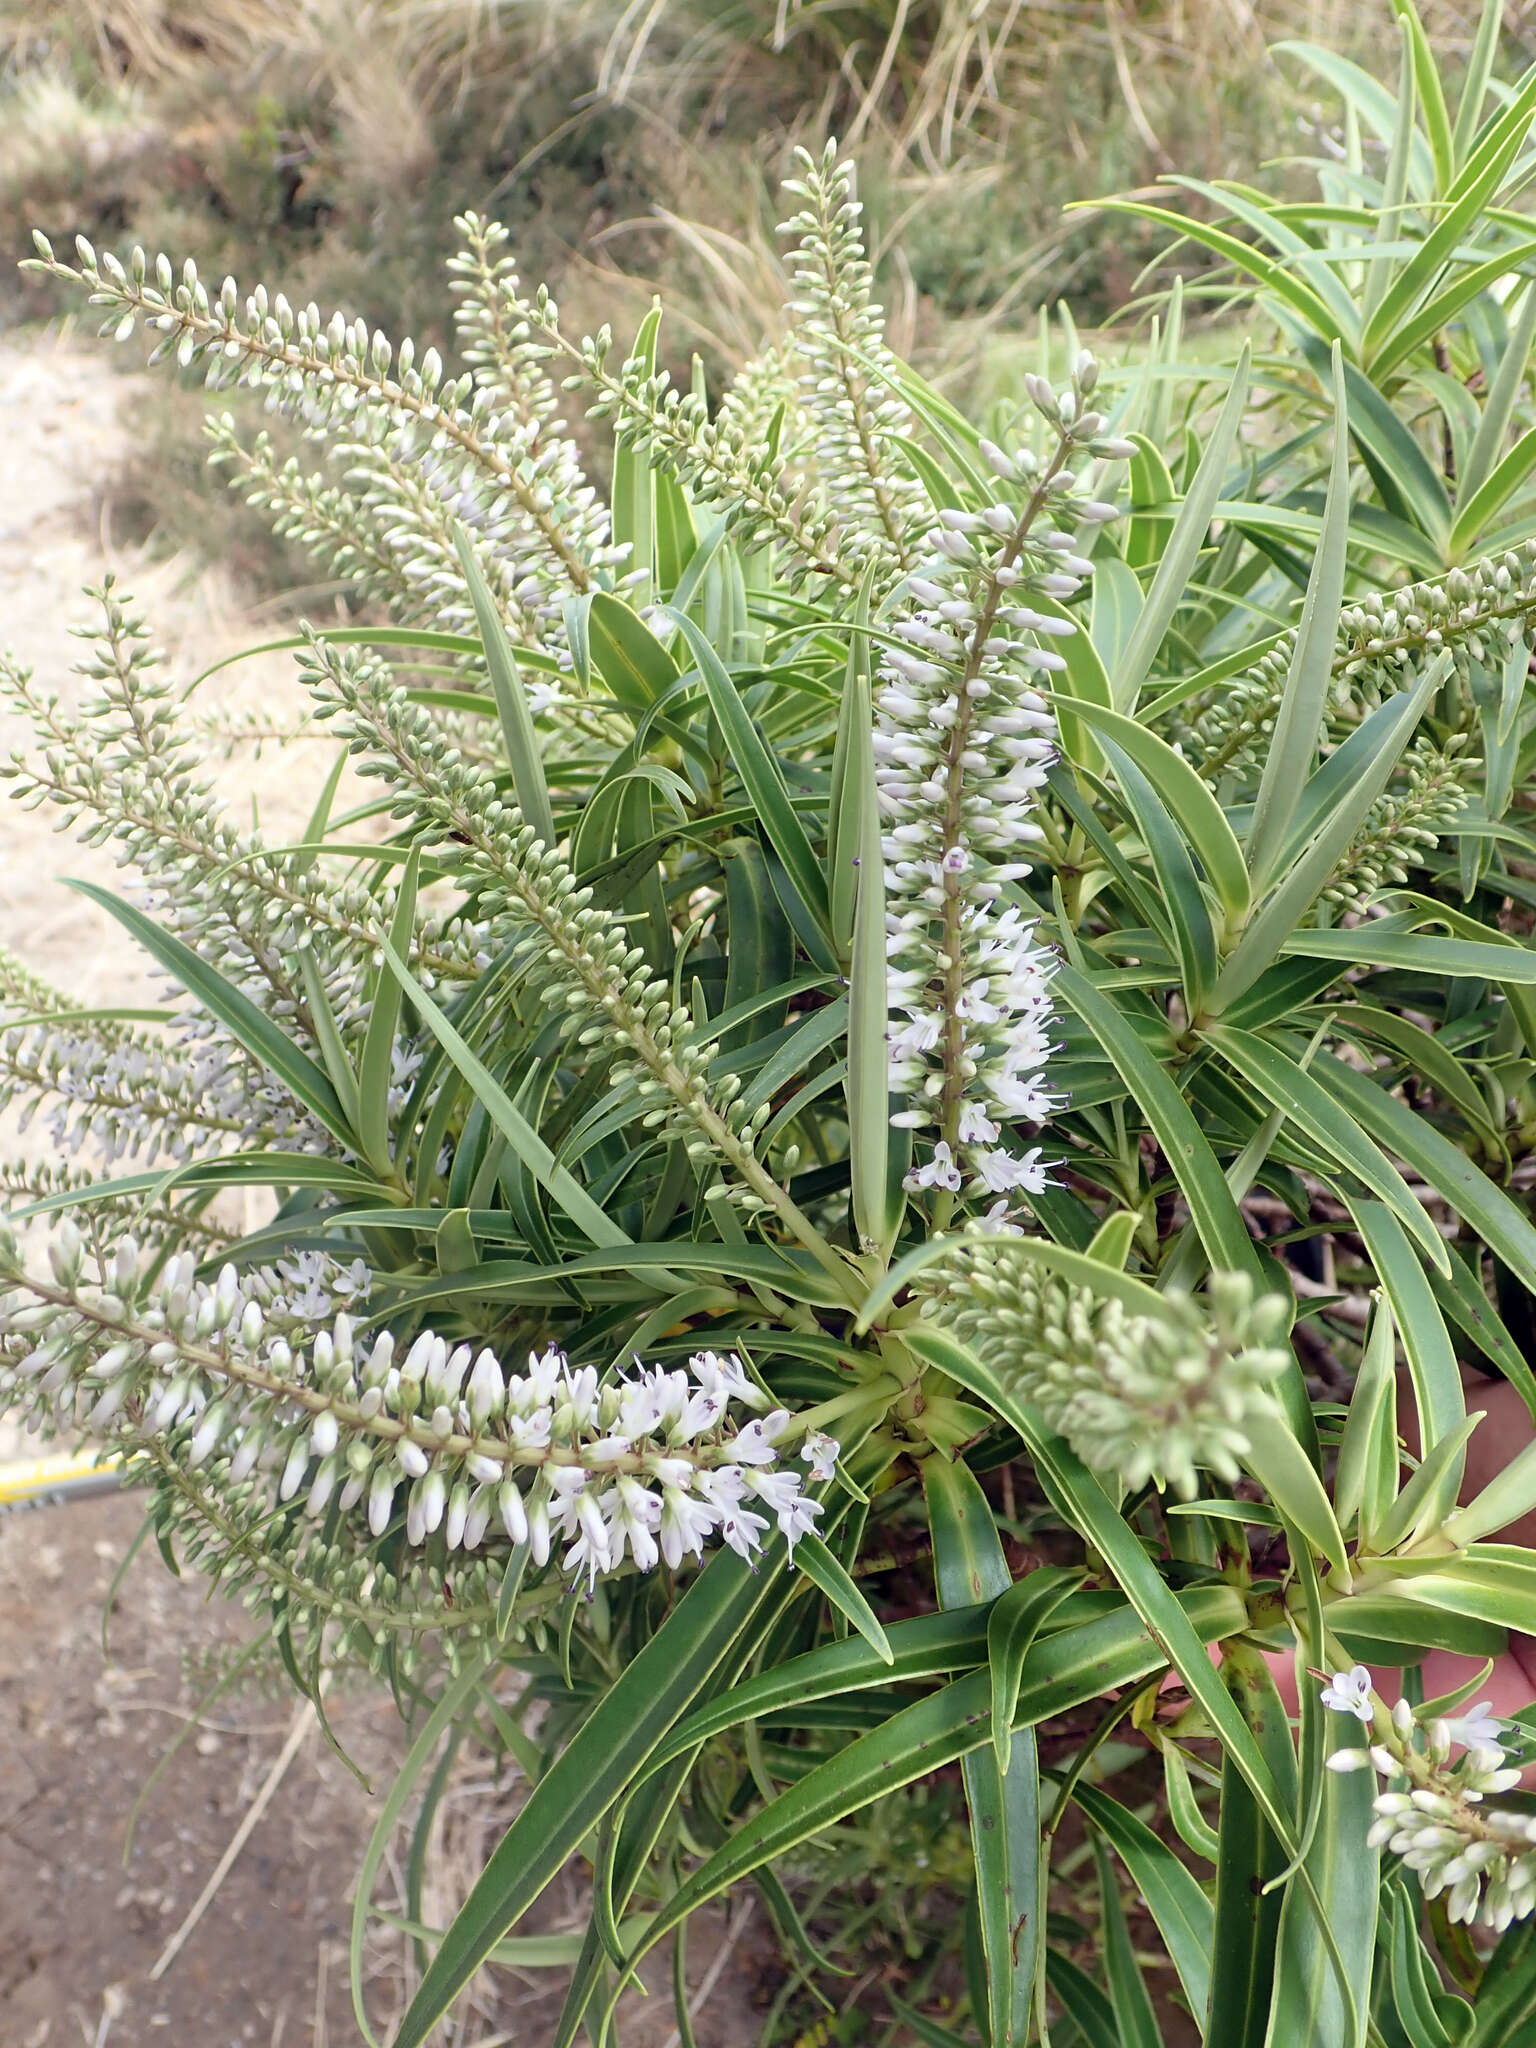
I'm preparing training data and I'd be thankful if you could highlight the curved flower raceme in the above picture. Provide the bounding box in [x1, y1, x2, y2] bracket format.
[0, 1225, 833, 1594]
[876, 359, 1130, 1216]
[932, 1253, 1289, 1498]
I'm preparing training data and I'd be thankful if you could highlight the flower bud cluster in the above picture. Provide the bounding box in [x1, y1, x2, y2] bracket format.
[0, 580, 490, 1019]
[300, 632, 781, 1206]
[878, 362, 1129, 1212]
[1186, 545, 1536, 776]
[0, 1229, 833, 1598]
[1322, 738, 1476, 907]
[581, 331, 852, 591]
[779, 144, 928, 575]
[23, 229, 620, 645]
[1323, 1672, 1536, 1929]
[932, 1255, 1289, 1496]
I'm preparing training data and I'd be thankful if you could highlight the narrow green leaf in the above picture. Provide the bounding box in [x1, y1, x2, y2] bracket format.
[925, 1456, 1040, 2048]
[1323, 1098, 1536, 1421]
[296, 948, 361, 1131]
[1213, 658, 1443, 1013]
[1371, 238, 1536, 384]
[1049, 693, 1250, 924]
[1393, 0, 1453, 190]
[663, 610, 831, 934]
[1275, 40, 1435, 191]
[1451, 0, 1505, 169]
[587, 591, 679, 708]
[1284, 925, 1536, 983]
[1362, 65, 1536, 365]
[611, 303, 662, 608]
[292, 744, 349, 880]
[1075, 1783, 1213, 2021]
[1084, 1209, 1139, 1270]
[1334, 1293, 1400, 1542]
[1457, 280, 1536, 511]
[1332, 1004, 1500, 1145]
[987, 1568, 1084, 1774]
[1054, 964, 1254, 1275]
[1466, 1918, 1536, 2047]
[1445, 1428, 1536, 1548]
[1242, 1402, 1350, 1574]
[495, 1543, 531, 1643]
[650, 1585, 1246, 1776]
[886, 1994, 976, 2048]
[1160, 174, 1362, 345]
[392, 1546, 787, 2048]
[1110, 346, 1252, 711]
[1205, 1639, 1298, 2048]
[1373, 1413, 1483, 1555]
[455, 529, 557, 848]
[1363, 28, 1417, 329]
[1090, 1834, 1164, 2048]
[378, 935, 630, 1250]
[791, 1530, 892, 1665]
[1247, 343, 1351, 889]
[1262, 1637, 1376, 2048]
[64, 879, 354, 1149]
[1085, 204, 1347, 345]
[1450, 425, 1536, 560]
[1046, 1951, 1122, 2048]
[356, 846, 419, 1174]
[1432, 1247, 1531, 1392]
[1161, 1740, 1221, 1863]
[1206, 1024, 1448, 1274]
[1347, 1200, 1468, 1448]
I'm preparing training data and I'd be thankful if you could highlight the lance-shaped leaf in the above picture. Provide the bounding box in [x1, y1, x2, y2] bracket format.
[1075, 1784, 1213, 2021]
[1246, 342, 1350, 891]
[1108, 346, 1252, 712]
[1205, 1024, 1448, 1275]
[1052, 692, 1249, 926]
[455, 529, 557, 849]
[988, 1567, 1084, 1774]
[391, 1543, 802, 2048]
[663, 609, 831, 936]
[925, 1455, 1041, 2048]
[64, 879, 356, 1151]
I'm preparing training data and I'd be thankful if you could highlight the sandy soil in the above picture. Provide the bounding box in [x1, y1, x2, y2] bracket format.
[0, 334, 308, 1003]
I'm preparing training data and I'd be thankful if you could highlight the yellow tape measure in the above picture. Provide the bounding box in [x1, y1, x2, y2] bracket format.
[0, 1449, 124, 1511]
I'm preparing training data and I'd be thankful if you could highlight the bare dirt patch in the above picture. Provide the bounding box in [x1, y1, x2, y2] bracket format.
[0, 1486, 402, 2048]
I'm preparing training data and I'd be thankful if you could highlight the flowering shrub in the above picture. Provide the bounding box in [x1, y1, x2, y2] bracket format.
[10, 2, 1536, 2039]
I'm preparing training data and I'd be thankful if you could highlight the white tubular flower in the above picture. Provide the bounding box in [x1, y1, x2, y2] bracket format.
[801, 1431, 839, 1483]
[0, 1239, 836, 1597]
[1441, 1701, 1504, 1750]
[1320, 1666, 1376, 1723]
[876, 360, 1125, 1221]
